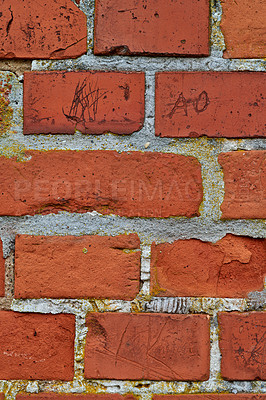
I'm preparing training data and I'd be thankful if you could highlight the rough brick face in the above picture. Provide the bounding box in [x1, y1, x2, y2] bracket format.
[0, 0, 87, 59]
[0, 311, 75, 380]
[219, 312, 266, 380]
[151, 235, 266, 298]
[15, 234, 140, 300]
[0, 239, 4, 297]
[155, 72, 266, 138]
[219, 151, 266, 219]
[94, 0, 209, 56]
[85, 313, 210, 380]
[24, 71, 145, 135]
[18, 395, 137, 400]
[0, 151, 202, 218]
[220, 0, 266, 58]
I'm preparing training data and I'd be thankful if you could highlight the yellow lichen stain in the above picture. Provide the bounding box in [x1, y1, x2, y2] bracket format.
[0, 78, 13, 137]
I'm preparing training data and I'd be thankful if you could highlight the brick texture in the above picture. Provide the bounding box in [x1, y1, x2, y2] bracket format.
[17, 395, 137, 400]
[0, 151, 203, 218]
[0, 311, 75, 380]
[219, 312, 266, 380]
[24, 71, 145, 135]
[15, 234, 140, 300]
[0, 239, 4, 297]
[0, 0, 87, 59]
[155, 72, 266, 138]
[220, 0, 266, 58]
[219, 151, 266, 219]
[151, 234, 266, 298]
[85, 313, 210, 380]
[94, 0, 209, 56]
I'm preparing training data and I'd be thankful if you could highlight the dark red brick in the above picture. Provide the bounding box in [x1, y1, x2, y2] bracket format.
[219, 312, 266, 380]
[151, 235, 266, 298]
[0, 311, 75, 380]
[218, 151, 266, 219]
[24, 71, 145, 135]
[85, 313, 210, 380]
[0, 150, 202, 218]
[94, 0, 209, 56]
[0, 0, 87, 59]
[15, 234, 140, 300]
[221, 0, 266, 58]
[155, 72, 266, 138]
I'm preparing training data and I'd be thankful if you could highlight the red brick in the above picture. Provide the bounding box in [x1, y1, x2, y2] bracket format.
[151, 234, 266, 298]
[220, 0, 266, 59]
[154, 396, 266, 400]
[0, 0, 87, 59]
[155, 72, 266, 138]
[0, 150, 202, 218]
[85, 313, 210, 380]
[218, 151, 266, 219]
[15, 234, 140, 300]
[0, 239, 4, 297]
[17, 396, 137, 400]
[0, 311, 75, 380]
[0, 394, 3, 400]
[24, 71, 145, 135]
[94, 0, 209, 56]
[219, 312, 266, 380]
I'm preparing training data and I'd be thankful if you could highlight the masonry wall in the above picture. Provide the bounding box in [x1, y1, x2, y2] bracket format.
[0, 0, 265, 398]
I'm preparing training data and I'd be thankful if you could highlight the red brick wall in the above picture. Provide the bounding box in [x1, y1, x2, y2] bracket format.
[0, 0, 265, 398]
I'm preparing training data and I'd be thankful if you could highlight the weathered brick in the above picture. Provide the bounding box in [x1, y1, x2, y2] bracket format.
[220, 0, 266, 58]
[155, 72, 266, 138]
[154, 396, 266, 400]
[85, 313, 210, 380]
[0, 239, 4, 297]
[94, 0, 209, 56]
[15, 234, 140, 300]
[17, 395, 137, 400]
[24, 71, 145, 135]
[219, 312, 266, 380]
[0, 0, 87, 59]
[218, 151, 266, 219]
[0, 151, 202, 218]
[151, 234, 266, 298]
[0, 311, 75, 380]
[0, 393, 3, 400]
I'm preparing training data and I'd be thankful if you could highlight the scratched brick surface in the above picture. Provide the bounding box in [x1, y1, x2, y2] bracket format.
[0, 0, 87, 59]
[150, 235, 266, 298]
[0, 239, 4, 298]
[94, 0, 209, 56]
[24, 71, 145, 135]
[15, 234, 140, 300]
[155, 72, 266, 138]
[0, 311, 75, 380]
[218, 151, 266, 219]
[219, 312, 266, 380]
[220, 0, 266, 58]
[0, 150, 202, 218]
[85, 313, 210, 380]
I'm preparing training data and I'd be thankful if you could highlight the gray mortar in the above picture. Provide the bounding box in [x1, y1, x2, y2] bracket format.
[0, 0, 265, 397]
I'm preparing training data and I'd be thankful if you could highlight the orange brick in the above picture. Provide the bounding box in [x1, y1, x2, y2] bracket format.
[151, 235, 266, 298]
[24, 71, 145, 135]
[155, 72, 266, 138]
[15, 234, 140, 300]
[0, 311, 75, 380]
[0, 0, 87, 59]
[94, 0, 209, 56]
[85, 313, 210, 380]
[219, 151, 266, 219]
[0, 151, 202, 218]
[221, 0, 266, 58]
[219, 312, 266, 380]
